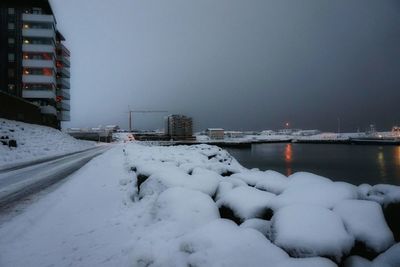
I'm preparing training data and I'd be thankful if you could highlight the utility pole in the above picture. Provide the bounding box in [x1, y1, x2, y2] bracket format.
[129, 110, 132, 132]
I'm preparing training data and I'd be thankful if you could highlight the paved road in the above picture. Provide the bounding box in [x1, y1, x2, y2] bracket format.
[0, 146, 110, 207]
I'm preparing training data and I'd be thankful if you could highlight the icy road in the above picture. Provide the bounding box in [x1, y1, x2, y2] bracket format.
[0, 145, 110, 207]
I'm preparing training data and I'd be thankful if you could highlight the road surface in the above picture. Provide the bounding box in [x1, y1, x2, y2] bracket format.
[0, 145, 110, 207]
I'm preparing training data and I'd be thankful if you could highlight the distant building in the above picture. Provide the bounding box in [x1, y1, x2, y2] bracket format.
[292, 130, 320, 136]
[206, 128, 224, 140]
[224, 131, 244, 138]
[0, 0, 71, 129]
[105, 125, 120, 132]
[165, 114, 194, 140]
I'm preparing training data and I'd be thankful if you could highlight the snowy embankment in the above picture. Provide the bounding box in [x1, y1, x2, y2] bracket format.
[0, 143, 399, 266]
[0, 119, 95, 168]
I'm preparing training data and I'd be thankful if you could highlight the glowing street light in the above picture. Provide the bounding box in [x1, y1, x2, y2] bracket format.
[285, 122, 290, 128]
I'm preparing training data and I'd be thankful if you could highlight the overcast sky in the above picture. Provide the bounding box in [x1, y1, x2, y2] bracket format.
[51, 0, 400, 132]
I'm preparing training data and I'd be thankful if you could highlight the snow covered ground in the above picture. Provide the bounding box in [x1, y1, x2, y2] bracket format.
[0, 142, 399, 266]
[0, 119, 95, 169]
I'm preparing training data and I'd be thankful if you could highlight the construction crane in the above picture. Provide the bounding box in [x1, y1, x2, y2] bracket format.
[127, 108, 168, 132]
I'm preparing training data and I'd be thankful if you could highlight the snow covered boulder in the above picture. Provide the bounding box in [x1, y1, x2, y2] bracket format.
[343, 256, 372, 267]
[254, 170, 289, 194]
[287, 172, 332, 187]
[139, 167, 221, 198]
[269, 204, 354, 262]
[333, 199, 394, 258]
[230, 170, 268, 186]
[179, 219, 289, 267]
[216, 186, 276, 224]
[358, 184, 400, 242]
[240, 218, 271, 237]
[154, 187, 220, 229]
[372, 243, 400, 267]
[269, 181, 358, 211]
[274, 257, 337, 267]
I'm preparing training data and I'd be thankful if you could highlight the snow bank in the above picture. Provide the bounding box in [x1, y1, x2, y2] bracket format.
[0, 118, 95, 168]
[333, 200, 394, 253]
[358, 184, 400, 206]
[270, 204, 354, 262]
[240, 218, 271, 236]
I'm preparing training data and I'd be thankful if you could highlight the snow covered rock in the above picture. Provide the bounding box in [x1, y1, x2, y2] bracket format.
[274, 257, 337, 267]
[372, 243, 400, 267]
[269, 204, 354, 262]
[358, 184, 400, 242]
[269, 181, 358, 210]
[254, 170, 289, 194]
[179, 219, 289, 267]
[240, 218, 271, 236]
[139, 167, 221, 198]
[153, 187, 220, 229]
[287, 172, 332, 187]
[333, 199, 394, 257]
[217, 186, 275, 223]
[230, 170, 269, 186]
[343, 256, 372, 267]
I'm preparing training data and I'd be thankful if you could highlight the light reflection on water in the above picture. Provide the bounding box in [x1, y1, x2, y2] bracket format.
[227, 143, 400, 185]
[377, 149, 387, 183]
[284, 144, 293, 176]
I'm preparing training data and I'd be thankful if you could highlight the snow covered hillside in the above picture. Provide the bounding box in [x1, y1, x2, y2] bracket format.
[0, 118, 95, 168]
[0, 143, 399, 266]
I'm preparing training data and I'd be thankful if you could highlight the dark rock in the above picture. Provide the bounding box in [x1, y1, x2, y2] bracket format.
[383, 202, 400, 242]
[8, 139, 17, 148]
[221, 171, 235, 177]
[219, 205, 242, 224]
[130, 166, 137, 172]
[136, 174, 149, 191]
[208, 154, 217, 160]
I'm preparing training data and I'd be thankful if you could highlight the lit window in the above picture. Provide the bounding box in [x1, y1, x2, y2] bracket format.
[23, 54, 29, 59]
[8, 53, 15, 62]
[24, 39, 30, 44]
[8, 8, 15, 15]
[23, 24, 29, 29]
[24, 69, 30, 75]
[8, 84, 15, 91]
[8, 23, 15, 30]
[8, 38, 15, 44]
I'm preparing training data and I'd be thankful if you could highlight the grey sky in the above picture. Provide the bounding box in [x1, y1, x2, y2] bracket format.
[51, 0, 400, 132]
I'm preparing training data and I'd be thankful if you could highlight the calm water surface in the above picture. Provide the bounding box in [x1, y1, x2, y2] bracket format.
[226, 143, 400, 185]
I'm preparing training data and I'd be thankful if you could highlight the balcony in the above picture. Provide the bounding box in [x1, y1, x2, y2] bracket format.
[56, 43, 70, 57]
[22, 89, 55, 99]
[57, 100, 70, 111]
[57, 89, 70, 100]
[57, 78, 70, 89]
[40, 105, 57, 116]
[22, 44, 55, 53]
[58, 111, 70, 121]
[23, 75, 56, 84]
[22, 28, 55, 39]
[57, 68, 70, 78]
[23, 59, 55, 69]
[22, 14, 55, 24]
[57, 56, 70, 67]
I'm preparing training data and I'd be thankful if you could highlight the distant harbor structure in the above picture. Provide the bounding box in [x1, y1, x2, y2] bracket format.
[165, 114, 194, 141]
[206, 128, 224, 140]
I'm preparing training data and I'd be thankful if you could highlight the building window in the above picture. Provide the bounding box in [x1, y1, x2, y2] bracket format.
[8, 69, 15, 78]
[8, 53, 15, 62]
[8, 23, 15, 30]
[8, 38, 15, 44]
[32, 8, 42, 14]
[8, 8, 15, 15]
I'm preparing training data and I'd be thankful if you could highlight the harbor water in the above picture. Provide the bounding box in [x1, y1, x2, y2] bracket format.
[226, 143, 400, 185]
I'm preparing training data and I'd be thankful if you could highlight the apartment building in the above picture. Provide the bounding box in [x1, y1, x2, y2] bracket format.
[0, 0, 70, 128]
[165, 114, 194, 141]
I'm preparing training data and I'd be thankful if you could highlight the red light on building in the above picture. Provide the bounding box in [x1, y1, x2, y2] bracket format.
[56, 96, 63, 102]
